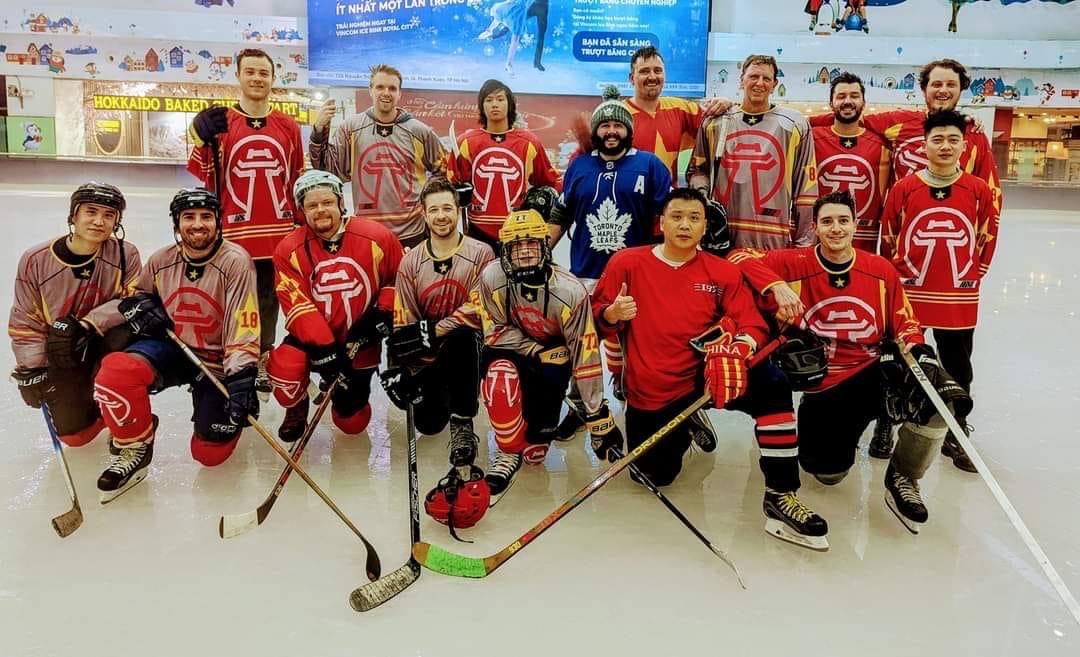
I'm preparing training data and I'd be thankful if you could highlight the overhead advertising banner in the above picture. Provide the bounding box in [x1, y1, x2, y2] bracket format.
[307, 0, 708, 95]
[91, 94, 309, 121]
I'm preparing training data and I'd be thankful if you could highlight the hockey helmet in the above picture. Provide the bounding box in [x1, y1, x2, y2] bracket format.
[518, 185, 559, 223]
[773, 328, 829, 391]
[293, 169, 345, 214]
[69, 182, 126, 226]
[499, 209, 552, 284]
[170, 188, 221, 230]
[424, 465, 491, 532]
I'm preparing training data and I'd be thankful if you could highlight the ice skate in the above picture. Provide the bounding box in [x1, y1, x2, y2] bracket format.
[278, 396, 309, 443]
[763, 489, 829, 551]
[485, 448, 522, 507]
[688, 409, 717, 453]
[98, 437, 153, 504]
[941, 427, 976, 473]
[884, 464, 927, 534]
[869, 419, 894, 459]
[448, 416, 479, 467]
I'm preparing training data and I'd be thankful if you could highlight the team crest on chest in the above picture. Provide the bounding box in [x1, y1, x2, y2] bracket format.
[376, 124, 393, 138]
[246, 117, 264, 130]
[74, 262, 95, 279]
[185, 264, 204, 282]
[433, 258, 452, 275]
[932, 186, 952, 201]
[585, 197, 633, 253]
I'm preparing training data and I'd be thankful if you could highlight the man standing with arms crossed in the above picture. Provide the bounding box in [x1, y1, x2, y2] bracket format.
[309, 64, 447, 249]
[188, 48, 303, 401]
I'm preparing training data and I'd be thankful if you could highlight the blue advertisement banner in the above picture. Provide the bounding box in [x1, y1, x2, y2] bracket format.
[307, 0, 708, 95]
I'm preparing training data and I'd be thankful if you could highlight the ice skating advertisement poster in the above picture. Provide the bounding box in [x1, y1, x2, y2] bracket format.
[307, 0, 709, 95]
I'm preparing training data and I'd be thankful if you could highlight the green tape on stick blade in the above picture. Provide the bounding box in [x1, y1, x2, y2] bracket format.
[422, 545, 488, 578]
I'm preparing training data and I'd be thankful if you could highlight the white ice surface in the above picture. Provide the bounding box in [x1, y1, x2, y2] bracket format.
[1, 185, 1078, 657]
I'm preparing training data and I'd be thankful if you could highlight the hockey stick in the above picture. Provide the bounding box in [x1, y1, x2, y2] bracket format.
[167, 330, 382, 581]
[901, 346, 1080, 626]
[42, 403, 83, 538]
[615, 448, 746, 589]
[218, 378, 338, 538]
[349, 402, 422, 611]
[412, 339, 778, 579]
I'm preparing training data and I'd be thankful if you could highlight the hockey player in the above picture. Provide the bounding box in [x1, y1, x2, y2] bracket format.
[550, 86, 671, 427]
[813, 73, 890, 253]
[449, 79, 560, 250]
[477, 209, 621, 499]
[593, 187, 829, 550]
[92, 189, 261, 502]
[879, 110, 999, 474]
[267, 170, 404, 441]
[381, 177, 496, 532]
[688, 54, 819, 250]
[729, 191, 972, 533]
[187, 48, 304, 400]
[309, 64, 447, 249]
[10, 182, 141, 448]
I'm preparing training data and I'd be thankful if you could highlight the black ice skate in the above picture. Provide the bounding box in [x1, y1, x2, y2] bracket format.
[485, 448, 522, 507]
[98, 437, 153, 505]
[941, 426, 977, 473]
[278, 396, 310, 443]
[763, 489, 829, 551]
[884, 464, 928, 534]
[449, 416, 479, 468]
[553, 401, 585, 441]
[868, 419, 894, 459]
[688, 409, 718, 453]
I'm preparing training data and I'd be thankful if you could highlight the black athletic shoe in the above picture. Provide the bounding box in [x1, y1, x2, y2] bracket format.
[278, 396, 310, 443]
[885, 464, 928, 533]
[941, 429, 976, 473]
[869, 419, 894, 459]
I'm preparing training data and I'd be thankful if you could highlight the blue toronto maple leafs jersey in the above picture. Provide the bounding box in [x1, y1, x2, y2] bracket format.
[555, 148, 672, 280]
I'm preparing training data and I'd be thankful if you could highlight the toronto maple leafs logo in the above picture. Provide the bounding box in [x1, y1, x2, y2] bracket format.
[585, 198, 633, 254]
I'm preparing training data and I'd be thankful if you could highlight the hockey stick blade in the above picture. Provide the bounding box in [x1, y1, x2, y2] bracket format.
[349, 560, 421, 611]
[51, 503, 83, 538]
[413, 340, 780, 579]
[43, 404, 84, 538]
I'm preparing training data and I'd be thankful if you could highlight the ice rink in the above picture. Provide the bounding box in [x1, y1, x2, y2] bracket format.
[1, 183, 1078, 657]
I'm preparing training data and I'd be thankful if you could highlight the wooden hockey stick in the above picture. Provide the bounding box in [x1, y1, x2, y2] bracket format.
[42, 403, 83, 538]
[901, 345, 1080, 626]
[168, 330, 382, 581]
[349, 402, 422, 611]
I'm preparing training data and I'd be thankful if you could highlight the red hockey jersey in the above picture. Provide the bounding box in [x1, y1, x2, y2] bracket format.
[729, 246, 925, 391]
[187, 107, 304, 260]
[812, 126, 891, 252]
[592, 246, 769, 411]
[273, 218, 403, 369]
[626, 97, 703, 183]
[880, 172, 999, 330]
[449, 128, 561, 242]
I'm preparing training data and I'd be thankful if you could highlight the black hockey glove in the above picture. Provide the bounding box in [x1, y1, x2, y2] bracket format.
[224, 365, 259, 430]
[455, 183, 474, 209]
[387, 320, 439, 363]
[307, 343, 347, 383]
[119, 292, 173, 338]
[191, 106, 229, 145]
[379, 367, 423, 410]
[346, 307, 393, 352]
[12, 367, 53, 409]
[700, 199, 732, 257]
[47, 316, 92, 369]
[907, 343, 972, 425]
[586, 403, 623, 463]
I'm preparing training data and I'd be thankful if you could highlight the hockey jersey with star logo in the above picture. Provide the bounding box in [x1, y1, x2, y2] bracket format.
[186, 107, 304, 259]
[449, 128, 561, 242]
[394, 235, 495, 334]
[812, 126, 891, 252]
[553, 148, 671, 280]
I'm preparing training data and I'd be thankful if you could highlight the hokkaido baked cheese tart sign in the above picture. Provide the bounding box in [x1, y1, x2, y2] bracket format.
[307, 0, 708, 95]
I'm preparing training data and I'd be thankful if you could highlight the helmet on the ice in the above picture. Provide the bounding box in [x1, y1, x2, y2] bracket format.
[424, 465, 490, 531]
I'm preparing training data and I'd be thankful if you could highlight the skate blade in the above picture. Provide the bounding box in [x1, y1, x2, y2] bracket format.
[885, 494, 923, 535]
[488, 477, 517, 508]
[764, 518, 829, 551]
[99, 470, 148, 505]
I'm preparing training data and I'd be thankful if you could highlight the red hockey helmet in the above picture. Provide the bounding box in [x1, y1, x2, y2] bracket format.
[424, 465, 491, 530]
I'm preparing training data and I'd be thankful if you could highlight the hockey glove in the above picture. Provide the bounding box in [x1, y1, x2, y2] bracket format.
[379, 367, 423, 410]
[586, 402, 623, 463]
[307, 343, 347, 383]
[12, 367, 52, 409]
[47, 316, 92, 369]
[224, 365, 259, 430]
[879, 344, 920, 424]
[701, 199, 732, 256]
[907, 343, 973, 425]
[346, 307, 393, 352]
[118, 292, 173, 338]
[387, 320, 439, 363]
[191, 106, 229, 146]
[700, 318, 753, 408]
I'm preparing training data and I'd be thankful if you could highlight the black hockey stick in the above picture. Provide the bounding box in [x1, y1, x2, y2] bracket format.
[168, 330, 382, 581]
[218, 378, 339, 538]
[901, 345, 1080, 625]
[42, 403, 83, 538]
[349, 402, 422, 611]
[615, 448, 746, 589]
